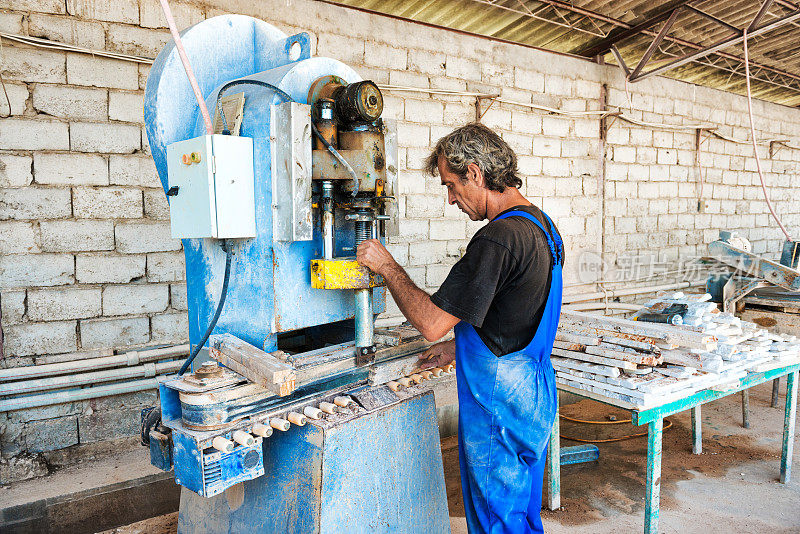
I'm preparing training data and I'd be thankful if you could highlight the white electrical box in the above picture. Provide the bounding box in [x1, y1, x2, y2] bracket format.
[165, 135, 256, 239]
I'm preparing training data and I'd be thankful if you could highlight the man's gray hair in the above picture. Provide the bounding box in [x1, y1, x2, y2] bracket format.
[424, 123, 522, 192]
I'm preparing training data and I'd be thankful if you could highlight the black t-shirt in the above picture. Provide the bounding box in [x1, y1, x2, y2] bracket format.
[431, 204, 563, 356]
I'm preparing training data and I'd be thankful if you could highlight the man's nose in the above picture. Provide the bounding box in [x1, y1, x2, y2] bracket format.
[447, 191, 456, 205]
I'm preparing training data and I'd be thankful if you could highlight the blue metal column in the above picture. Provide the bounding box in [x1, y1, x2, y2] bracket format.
[780, 371, 798, 484]
[691, 405, 702, 454]
[644, 417, 663, 534]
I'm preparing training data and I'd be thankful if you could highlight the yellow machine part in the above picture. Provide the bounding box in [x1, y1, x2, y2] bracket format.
[310, 258, 385, 290]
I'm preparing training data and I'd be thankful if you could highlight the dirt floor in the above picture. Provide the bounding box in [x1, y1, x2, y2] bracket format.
[102, 380, 800, 534]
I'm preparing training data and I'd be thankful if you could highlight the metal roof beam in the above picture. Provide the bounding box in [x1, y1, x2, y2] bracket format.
[684, 6, 742, 34]
[629, 8, 800, 82]
[749, 0, 776, 31]
[575, 0, 695, 57]
[629, 8, 683, 79]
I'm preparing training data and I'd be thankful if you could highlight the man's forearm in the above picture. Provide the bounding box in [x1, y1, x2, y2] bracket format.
[381, 262, 455, 341]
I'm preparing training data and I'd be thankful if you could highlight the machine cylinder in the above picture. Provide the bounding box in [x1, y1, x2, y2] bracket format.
[321, 181, 335, 260]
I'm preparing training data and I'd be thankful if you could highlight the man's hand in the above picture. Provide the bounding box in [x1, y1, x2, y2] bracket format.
[356, 239, 397, 276]
[418, 339, 456, 370]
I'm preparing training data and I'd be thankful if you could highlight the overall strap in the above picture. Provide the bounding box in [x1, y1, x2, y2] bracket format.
[492, 209, 563, 266]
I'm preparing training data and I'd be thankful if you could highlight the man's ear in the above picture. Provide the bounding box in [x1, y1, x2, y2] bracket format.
[466, 163, 484, 188]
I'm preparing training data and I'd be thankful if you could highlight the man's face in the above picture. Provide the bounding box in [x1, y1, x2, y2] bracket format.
[438, 156, 487, 221]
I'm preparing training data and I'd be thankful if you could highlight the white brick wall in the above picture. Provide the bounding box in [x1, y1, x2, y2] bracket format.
[1, 0, 800, 373]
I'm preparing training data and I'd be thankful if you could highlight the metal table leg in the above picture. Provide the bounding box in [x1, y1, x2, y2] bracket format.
[741, 389, 750, 428]
[772, 377, 781, 408]
[546, 403, 561, 510]
[780, 371, 798, 484]
[644, 417, 663, 534]
[691, 405, 702, 454]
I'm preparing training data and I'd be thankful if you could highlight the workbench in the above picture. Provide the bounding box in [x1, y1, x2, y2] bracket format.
[545, 362, 800, 534]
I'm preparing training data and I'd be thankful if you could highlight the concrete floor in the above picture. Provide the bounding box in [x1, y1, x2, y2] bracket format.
[102, 380, 799, 533]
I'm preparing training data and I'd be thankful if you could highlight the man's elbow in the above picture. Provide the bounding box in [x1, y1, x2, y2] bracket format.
[419, 324, 449, 342]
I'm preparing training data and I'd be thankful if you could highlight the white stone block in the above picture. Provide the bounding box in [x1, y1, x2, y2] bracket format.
[533, 137, 561, 157]
[73, 187, 142, 219]
[406, 195, 444, 218]
[66, 0, 138, 23]
[0, 222, 38, 254]
[0, 155, 33, 188]
[541, 116, 570, 137]
[445, 56, 481, 81]
[481, 108, 511, 131]
[542, 158, 570, 177]
[151, 312, 189, 344]
[317, 33, 364, 65]
[0, 83, 28, 116]
[404, 98, 443, 123]
[170, 283, 188, 310]
[0, 119, 69, 151]
[1, 290, 26, 325]
[385, 243, 409, 266]
[0, 47, 65, 84]
[0, 11, 24, 33]
[102, 284, 169, 316]
[66, 54, 139, 90]
[143, 190, 170, 220]
[408, 49, 446, 76]
[147, 252, 185, 282]
[76, 253, 145, 284]
[391, 219, 429, 244]
[80, 317, 149, 349]
[28, 287, 101, 321]
[29, 14, 105, 49]
[40, 220, 115, 252]
[70, 122, 141, 154]
[34, 153, 108, 186]
[0, 188, 71, 220]
[365, 41, 407, 70]
[657, 148, 678, 165]
[398, 170, 427, 195]
[397, 122, 430, 147]
[409, 240, 448, 265]
[481, 64, 513, 86]
[108, 91, 144, 123]
[109, 155, 161, 188]
[426, 264, 451, 288]
[0, 254, 73, 289]
[140, 0, 204, 28]
[513, 68, 544, 92]
[115, 222, 181, 253]
[5, 321, 77, 356]
[429, 219, 466, 240]
[107, 24, 171, 58]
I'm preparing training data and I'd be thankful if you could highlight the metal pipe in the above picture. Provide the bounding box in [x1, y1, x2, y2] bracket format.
[564, 303, 643, 312]
[562, 280, 704, 304]
[0, 377, 160, 412]
[321, 181, 335, 260]
[0, 360, 182, 396]
[0, 344, 189, 382]
[354, 215, 375, 358]
[355, 288, 374, 351]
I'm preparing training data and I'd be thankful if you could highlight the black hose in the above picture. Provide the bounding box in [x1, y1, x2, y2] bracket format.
[178, 242, 234, 375]
[215, 79, 356, 194]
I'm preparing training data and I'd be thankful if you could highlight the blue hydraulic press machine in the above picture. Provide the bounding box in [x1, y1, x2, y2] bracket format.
[141, 14, 449, 533]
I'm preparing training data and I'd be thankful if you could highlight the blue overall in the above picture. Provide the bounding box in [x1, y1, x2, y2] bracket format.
[455, 210, 563, 534]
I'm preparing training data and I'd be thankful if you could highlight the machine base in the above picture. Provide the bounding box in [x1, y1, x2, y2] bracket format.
[176, 390, 449, 533]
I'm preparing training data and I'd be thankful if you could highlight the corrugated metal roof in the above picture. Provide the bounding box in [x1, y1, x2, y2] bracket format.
[322, 0, 800, 107]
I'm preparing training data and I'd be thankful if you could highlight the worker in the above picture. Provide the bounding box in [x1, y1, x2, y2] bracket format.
[357, 122, 563, 533]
